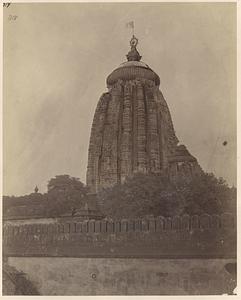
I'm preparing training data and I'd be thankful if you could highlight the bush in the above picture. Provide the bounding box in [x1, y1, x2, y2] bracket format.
[98, 172, 236, 218]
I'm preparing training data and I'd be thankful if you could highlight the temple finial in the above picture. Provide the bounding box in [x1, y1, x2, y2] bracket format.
[130, 35, 138, 48]
[126, 35, 142, 62]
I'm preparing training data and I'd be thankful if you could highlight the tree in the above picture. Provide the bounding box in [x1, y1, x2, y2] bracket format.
[47, 174, 86, 193]
[98, 173, 185, 218]
[46, 175, 89, 216]
[98, 172, 236, 219]
[175, 173, 236, 215]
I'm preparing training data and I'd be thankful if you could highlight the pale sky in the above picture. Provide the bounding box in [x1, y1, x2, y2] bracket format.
[3, 2, 236, 196]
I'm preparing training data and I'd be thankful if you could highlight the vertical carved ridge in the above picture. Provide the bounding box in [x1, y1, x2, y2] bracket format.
[132, 83, 138, 172]
[99, 83, 123, 189]
[136, 81, 147, 172]
[97, 95, 110, 191]
[143, 86, 150, 173]
[156, 102, 163, 170]
[145, 85, 160, 173]
[120, 82, 133, 182]
[117, 85, 124, 183]
[87, 93, 109, 193]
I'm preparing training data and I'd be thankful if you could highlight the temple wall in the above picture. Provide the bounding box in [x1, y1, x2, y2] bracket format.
[3, 213, 236, 295]
[5, 256, 236, 295]
[3, 213, 236, 258]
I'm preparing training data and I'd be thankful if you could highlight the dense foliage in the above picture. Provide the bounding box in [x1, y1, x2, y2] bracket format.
[46, 175, 89, 216]
[175, 173, 236, 215]
[3, 175, 90, 218]
[47, 175, 86, 193]
[4, 173, 236, 219]
[98, 172, 236, 218]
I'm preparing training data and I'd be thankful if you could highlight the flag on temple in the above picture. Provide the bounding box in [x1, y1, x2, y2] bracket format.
[126, 21, 134, 29]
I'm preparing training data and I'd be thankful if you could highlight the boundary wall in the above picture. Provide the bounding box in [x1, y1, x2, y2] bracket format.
[3, 213, 236, 258]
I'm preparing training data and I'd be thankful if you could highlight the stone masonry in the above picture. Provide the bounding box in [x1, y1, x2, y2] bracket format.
[86, 36, 202, 193]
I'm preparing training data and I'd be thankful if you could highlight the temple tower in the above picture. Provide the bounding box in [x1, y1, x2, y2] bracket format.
[87, 36, 201, 193]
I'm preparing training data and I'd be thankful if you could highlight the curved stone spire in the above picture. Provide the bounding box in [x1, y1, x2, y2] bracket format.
[126, 35, 142, 62]
[86, 35, 202, 193]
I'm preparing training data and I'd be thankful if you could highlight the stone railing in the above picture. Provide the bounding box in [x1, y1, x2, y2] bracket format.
[3, 212, 235, 235]
[3, 213, 236, 258]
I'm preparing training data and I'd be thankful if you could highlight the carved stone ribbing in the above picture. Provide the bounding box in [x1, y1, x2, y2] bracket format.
[120, 82, 133, 182]
[145, 86, 161, 172]
[86, 93, 109, 193]
[86, 63, 202, 193]
[99, 84, 122, 190]
[136, 81, 147, 173]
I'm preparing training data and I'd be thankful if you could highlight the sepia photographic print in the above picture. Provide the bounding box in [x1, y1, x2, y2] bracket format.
[2, 1, 238, 296]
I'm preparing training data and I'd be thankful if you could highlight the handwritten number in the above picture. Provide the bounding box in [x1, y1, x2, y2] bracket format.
[3, 3, 11, 8]
[8, 15, 18, 21]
